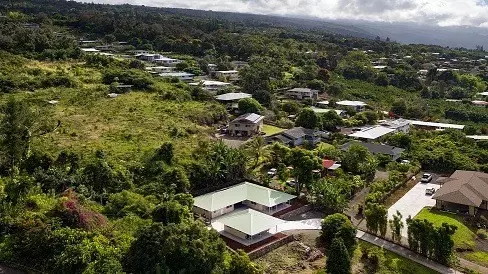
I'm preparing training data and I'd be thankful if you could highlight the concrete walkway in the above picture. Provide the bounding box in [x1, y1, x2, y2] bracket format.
[387, 181, 440, 237]
[357, 230, 463, 274]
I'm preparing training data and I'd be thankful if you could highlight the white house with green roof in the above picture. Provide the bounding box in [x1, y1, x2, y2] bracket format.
[193, 182, 296, 219]
[214, 209, 285, 244]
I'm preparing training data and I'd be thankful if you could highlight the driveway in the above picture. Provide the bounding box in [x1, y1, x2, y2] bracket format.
[387, 180, 441, 237]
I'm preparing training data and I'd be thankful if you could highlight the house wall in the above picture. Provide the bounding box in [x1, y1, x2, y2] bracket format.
[224, 225, 248, 240]
[243, 201, 268, 212]
[211, 205, 235, 219]
[193, 206, 212, 219]
[229, 121, 262, 137]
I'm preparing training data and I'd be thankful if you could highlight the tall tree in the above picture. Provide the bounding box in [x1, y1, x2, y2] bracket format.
[124, 222, 227, 273]
[0, 98, 35, 177]
[365, 202, 388, 236]
[321, 213, 357, 253]
[326, 237, 351, 274]
[287, 148, 321, 194]
[389, 210, 404, 243]
[295, 108, 319, 129]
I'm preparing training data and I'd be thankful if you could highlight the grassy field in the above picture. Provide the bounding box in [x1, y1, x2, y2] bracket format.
[1, 58, 227, 163]
[262, 124, 286, 136]
[255, 230, 439, 274]
[414, 207, 476, 248]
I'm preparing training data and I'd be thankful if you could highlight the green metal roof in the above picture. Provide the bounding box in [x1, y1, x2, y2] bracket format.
[193, 182, 296, 212]
[218, 209, 285, 236]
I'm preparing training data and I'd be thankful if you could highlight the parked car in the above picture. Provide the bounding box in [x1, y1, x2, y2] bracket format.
[267, 168, 277, 176]
[421, 173, 433, 183]
[425, 187, 436, 195]
[286, 179, 296, 187]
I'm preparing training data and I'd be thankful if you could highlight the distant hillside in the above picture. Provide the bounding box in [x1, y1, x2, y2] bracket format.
[338, 20, 488, 49]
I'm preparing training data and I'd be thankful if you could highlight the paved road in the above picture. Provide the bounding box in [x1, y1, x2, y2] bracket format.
[357, 230, 462, 274]
[388, 181, 440, 237]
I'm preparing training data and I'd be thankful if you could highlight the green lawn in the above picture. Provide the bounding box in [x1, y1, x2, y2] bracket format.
[262, 124, 286, 136]
[464, 251, 488, 266]
[414, 207, 476, 248]
[356, 241, 439, 274]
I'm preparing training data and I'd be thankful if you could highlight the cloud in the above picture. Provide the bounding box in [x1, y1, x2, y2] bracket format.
[79, 0, 488, 28]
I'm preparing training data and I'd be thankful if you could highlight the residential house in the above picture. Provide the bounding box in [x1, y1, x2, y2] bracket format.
[349, 125, 395, 141]
[137, 54, 163, 62]
[193, 182, 295, 219]
[228, 113, 264, 137]
[153, 57, 181, 66]
[147, 66, 175, 73]
[215, 92, 252, 102]
[80, 48, 100, 54]
[214, 70, 239, 81]
[286, 88, 319, 100]
[408, 120, 465, 130]
[340, 141, 405, 161]
[322, 159, 342, 175]
[336, 100, 367, 112]
[433, 170, 488, 215]
[266, 127, 329, 147]
[379, 119, 411, 133]
[193, 182, 295, 245]
[130, 50, 151, 55]
[189, 80, 231, 91]
[159, 72, 194, 81]
[311, 107, 346, 117]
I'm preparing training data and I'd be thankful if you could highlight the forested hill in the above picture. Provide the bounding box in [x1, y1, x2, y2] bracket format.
[4, 0, 374, 38]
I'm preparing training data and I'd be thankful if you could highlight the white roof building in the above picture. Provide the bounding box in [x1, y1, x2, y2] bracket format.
[194, 182, 296, 212]
[189, 80, 231, 90]
[478, 92, 488, 96]
[216, 209, 285, 237]
[81, 48, 100, 52]
[408, 120, 465, 130]
[337, 100, 367, 107]
[310, 107, 345, 116]
[466, 135, 488, 140]
[349, 125, 395, 140]
[215, 92, 252, 102]
[159, 72, 194, 81]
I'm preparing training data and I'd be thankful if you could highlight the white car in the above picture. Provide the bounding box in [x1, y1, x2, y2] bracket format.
[267, 168, 277, 176]
[425, 187, 436, 195]
[421, 173, 433, 183]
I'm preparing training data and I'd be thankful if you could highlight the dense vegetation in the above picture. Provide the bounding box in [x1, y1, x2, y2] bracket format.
[0, 0, 487, 273]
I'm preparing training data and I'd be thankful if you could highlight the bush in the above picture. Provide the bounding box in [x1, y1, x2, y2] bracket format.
[476, 229, 487, 240]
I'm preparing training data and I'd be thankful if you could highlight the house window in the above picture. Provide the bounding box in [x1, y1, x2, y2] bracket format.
[250, 201, 256, 205]
[226, 205, 233, 209]
[234, 124, 240, 127]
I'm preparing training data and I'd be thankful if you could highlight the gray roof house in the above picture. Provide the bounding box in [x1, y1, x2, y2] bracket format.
[266, 127, 328, 147]
[433, 170, 488, 215]
[228, 113, 265, 137]
[340, 141, 405, 161]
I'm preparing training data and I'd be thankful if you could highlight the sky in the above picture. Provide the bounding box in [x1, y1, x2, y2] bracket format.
[82, 0, 488, 28]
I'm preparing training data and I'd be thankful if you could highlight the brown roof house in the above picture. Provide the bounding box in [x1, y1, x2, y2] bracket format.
[433, 170, 488, 215]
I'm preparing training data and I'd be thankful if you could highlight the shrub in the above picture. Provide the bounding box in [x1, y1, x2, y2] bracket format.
[476, 229, 487, 240]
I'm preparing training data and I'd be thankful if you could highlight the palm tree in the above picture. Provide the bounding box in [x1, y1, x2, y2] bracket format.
[245, 136, 270, 170]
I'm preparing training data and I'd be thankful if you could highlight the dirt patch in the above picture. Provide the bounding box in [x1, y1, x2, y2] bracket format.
[255, 233, 325, 274]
